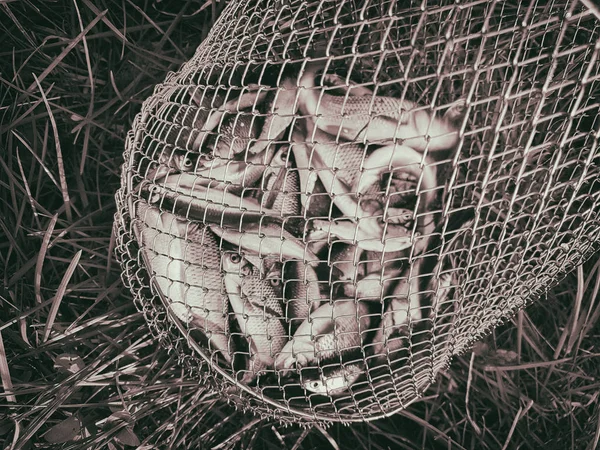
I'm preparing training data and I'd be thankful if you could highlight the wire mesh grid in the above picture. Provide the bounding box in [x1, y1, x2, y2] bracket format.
[113, 0, 600, 423]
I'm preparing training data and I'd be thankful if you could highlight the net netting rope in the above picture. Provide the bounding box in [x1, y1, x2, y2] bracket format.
[114, 0, 600, 423]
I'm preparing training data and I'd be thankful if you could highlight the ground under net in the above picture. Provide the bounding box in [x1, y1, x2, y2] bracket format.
[113, 0, 600, 424]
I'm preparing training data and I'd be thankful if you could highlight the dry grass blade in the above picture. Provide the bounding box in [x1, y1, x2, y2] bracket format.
[72, 0, 95, 176]
[465, 352, 482, 436]
[590, 406, 600, 450]
[500, 400, 534, 450]
[81, 0, 129, 44]
[565, 265, 585, 354]
[0, 330, 16, 403]
[32, 75, 72, 222]
[42, 249, 82, 343]
[212, 418, 263, 449]
[24, 12, 106, 94]
[15, 148, 40, 228]
[10, 129, 60, 191]
[315, 426, 341, 450]
[35, 214, 58, 305]
[290, 427, 311, 450]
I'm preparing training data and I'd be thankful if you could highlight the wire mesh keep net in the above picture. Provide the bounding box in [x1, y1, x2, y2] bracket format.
[113, 0, 600, 423]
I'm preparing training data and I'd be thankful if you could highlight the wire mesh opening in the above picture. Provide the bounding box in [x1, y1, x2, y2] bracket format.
[114, 0, 600, 423]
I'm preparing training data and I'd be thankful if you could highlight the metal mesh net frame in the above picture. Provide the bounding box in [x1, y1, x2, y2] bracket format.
[113, 0, 600, 424]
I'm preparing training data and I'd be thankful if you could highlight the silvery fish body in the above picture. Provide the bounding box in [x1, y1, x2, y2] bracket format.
[302, 362, 365, 396]
[263, 146, 301, 217]
[275, 299, 371, 369]
[298, 64, 466, 151]
[282, 260, 324, 333]
[311, 138, 366, 191]
[140, 172, 286, 229]
[134, 201, 231, 362]
[144, 87, 226, 181]
[221, 253, 288, 381]
[211, 113, 261, 158]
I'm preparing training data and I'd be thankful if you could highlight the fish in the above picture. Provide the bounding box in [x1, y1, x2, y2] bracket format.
[302, 362, 365, 396]
[273, 299, 368, 374]
[261, 145, 301, 217]
[279, 273, 384, 395]
[302, 71, 369, 193]
[143, 87, 226, 181]
[297, 62, 467, 151]
[304, 129, 423, 253]
[382, 273, 423, 338]
[353, 142, 439, 254]
[192, 86, 269, 152]
[299, 72, 368, 218]
[314, 140, 367, 190]
[274, 293, 373, 371]
[210, 221, 318, 263]
[246, 78, 303, 156]
[143, 146, 200, 183]
[133, 200, 232, 362]
[320, 72, 374, 97]
[289, 126, 320, 211]
[309, 217, 415, 253]
[282, 260, 325, 333]
[354, 143, 437, 211]
[189, 139, 280, 190]
[221, 252, 288, 382]
[361, 248, 409, 281]
[208, 113, 261, 159]
[308, 129, 366, 220]
[369, 257, 435, 360]
[139, 172, 291, 228]
[327, 241, 365, 290]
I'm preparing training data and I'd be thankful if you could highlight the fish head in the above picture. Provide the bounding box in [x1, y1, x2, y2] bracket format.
[221, 252, 252, 277]
[272, 145, 290, 166]
[242, 259, 285, 306]
[171, 151, 199, 173]
[302, 363, 364, 396]
[264, 260, 284, 289]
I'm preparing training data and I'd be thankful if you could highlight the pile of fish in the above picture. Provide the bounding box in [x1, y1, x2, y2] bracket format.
[132, 61, 466, 396]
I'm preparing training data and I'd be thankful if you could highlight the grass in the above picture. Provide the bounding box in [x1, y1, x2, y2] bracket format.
[1, 0, 599, 449]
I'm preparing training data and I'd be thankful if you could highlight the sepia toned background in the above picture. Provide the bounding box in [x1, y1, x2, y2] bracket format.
[0, 1, 598, 448]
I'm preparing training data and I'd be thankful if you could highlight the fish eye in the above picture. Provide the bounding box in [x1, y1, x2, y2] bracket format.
[230, 253, 242, 264]
[269, 278, 281, 287]
[182, 156, 193, 168]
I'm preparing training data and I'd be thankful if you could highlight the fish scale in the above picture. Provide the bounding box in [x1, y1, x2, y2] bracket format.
[312, 311, 367, 360]
[211, 113, 260, 158]
[275, 300, 371, 369]
[314, 94, 415, 133]
[298, 274, 385, 395]
[298, 64, 466, 151]
[265, 147, 302, 217]
[222, 253, 288, 380]
[283, 261, 324, 333]
[134, 201, 232, 361]
[313, 140, 366, 190]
